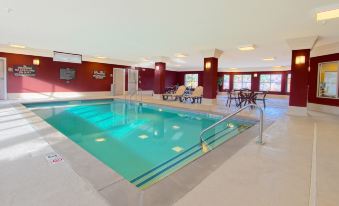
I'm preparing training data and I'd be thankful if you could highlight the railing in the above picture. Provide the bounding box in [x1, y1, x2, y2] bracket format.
[128, 88, 143, 104]
[200, 104, 264, 152]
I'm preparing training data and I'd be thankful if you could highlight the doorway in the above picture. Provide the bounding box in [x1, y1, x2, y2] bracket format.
[0, 58, 7, 100]
[112, 68, 125, 96]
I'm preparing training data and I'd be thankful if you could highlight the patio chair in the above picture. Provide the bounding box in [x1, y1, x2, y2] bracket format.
[162, 85, 186, 102]
[184, 86, 203, 104]
[226, 91, 238, 107]
[256, 91, 268, 108]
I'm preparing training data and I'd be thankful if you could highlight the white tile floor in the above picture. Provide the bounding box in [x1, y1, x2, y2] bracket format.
[0, 95, 338, 206]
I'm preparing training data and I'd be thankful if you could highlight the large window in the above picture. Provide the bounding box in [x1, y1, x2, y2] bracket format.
[286, 73, 291, 93]
[318, 61, 339, 99]
[259, 74, 282, 92]
[223, 74, 230, 90]
[184, 74, 198, 88]
[233, 74, 251, 90]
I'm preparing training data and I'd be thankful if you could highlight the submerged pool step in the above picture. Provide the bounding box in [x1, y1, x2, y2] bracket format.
[130, 126, 247, 189]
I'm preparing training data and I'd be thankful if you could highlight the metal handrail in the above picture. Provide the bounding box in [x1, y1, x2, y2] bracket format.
[200, 104, 264, 150]
[129, 88, 143, 104]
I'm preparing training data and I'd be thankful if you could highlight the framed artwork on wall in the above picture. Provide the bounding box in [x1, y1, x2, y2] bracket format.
[93, 70, 106, 79]
[60, 68, 76, 83]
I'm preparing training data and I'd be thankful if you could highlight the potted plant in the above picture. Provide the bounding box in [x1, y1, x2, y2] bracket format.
[217, 77, 223, 91]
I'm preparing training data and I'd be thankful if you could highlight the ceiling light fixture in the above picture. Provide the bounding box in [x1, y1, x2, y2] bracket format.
[238, 45, 255, 51]
[141, 57, 151, 62]
[230, 68, 237, 70]
[96, 56, 107, 59]
[273, 66, 285, 69]
[9, 44, 26, 49]
[316, 8, 339, 21]
[175, 53, 188, 58]
[263, 57, 275, 61]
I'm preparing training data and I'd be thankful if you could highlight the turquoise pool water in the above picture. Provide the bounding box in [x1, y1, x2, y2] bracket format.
[25, 99, 254, 189]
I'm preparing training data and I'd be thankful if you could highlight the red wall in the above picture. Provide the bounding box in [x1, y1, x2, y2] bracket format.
[165, 70, 178, 88]
[0, 52, 129, 93]
[218, 71, 290, 95]
[309, 53, 339, 107]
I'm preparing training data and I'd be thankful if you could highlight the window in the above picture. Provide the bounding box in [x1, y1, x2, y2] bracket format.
[233, 74, 251, 90]
[184, 74, 198, 88]
[223, 74, 230, 90]
[318, 62, 339, 99]
[286, 73, 291, 93]
[259, 74, 282, 92]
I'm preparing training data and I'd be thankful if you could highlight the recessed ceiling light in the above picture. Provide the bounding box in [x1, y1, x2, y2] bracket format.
[273, 66, 284, 68]
[175, 53, 188, 58]
[141, 57, 151, 61]
[230, 68, 237, 70]
[238, 45, 255, 51]
[263, 57, 275, 61]
[317, 8, 339, 21]
[96, 56, 107, 59]
[9, 44, 26, 49]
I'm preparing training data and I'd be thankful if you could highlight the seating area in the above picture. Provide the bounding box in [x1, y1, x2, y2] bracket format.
[162, 85, 203, 104]
[226, 89, 268, 108]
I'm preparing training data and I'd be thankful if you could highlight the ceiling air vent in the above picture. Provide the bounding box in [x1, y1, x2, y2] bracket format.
[53, 51, 82, 64]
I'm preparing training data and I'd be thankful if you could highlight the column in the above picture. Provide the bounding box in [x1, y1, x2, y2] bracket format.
[153, 62, 166, 95]
[203, 57, 218, 104]
[288, 49, 310, 115]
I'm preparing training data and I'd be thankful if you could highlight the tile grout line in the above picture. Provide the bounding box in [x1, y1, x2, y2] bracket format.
[309, 122, 317, 206]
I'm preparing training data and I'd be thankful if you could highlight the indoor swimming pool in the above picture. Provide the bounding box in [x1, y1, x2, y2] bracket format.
[24, 99, 255, 189]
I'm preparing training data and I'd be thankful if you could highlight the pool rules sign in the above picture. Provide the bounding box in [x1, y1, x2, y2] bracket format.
[45, 152, 64, 165]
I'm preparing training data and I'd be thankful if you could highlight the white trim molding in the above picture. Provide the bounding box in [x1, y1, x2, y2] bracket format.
[308, 103, 339, 116]
[8, 91, 112, 100]
[287, 106, 308, 116]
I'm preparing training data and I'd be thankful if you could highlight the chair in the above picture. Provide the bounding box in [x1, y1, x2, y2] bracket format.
[226, 91, 238, 107]
[184, 86, 203, 104]
[256, 91, 268, 108]
[162, 85, 186, 101]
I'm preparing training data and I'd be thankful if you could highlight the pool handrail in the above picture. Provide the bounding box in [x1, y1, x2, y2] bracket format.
[199, 104, 264, 150]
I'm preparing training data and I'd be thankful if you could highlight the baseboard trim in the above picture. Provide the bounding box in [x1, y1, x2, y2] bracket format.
[287, 106, 308, 116]
[308, 103, 339, 116]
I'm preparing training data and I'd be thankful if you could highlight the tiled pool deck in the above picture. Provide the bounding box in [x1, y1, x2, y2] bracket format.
[1, 95, 338, 206]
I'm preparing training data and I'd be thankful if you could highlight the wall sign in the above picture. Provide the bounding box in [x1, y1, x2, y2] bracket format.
[60, 68, 76, 83]
[13, 65, 36, 77]
[45, 152, 64, 165]
[93, 70, 106, 79]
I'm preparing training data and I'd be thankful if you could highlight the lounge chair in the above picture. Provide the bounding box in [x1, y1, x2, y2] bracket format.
[162, 85, 186, 101]
[184, 86, 203, 104]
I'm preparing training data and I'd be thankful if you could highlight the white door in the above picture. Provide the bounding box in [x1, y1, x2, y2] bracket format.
[128, 69, 138, 95]
[0, 58, 6, 100]
[113, 68, 125, 96]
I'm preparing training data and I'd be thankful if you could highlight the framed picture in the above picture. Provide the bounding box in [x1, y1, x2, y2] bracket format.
[60, 68, 76, 81]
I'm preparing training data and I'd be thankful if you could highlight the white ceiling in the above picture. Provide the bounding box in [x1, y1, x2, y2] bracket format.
[1, 0, 339, 71]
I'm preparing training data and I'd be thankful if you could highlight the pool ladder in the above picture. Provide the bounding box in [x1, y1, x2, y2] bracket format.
[126, 88, 143, 104]
[200, 104, 264, 153]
